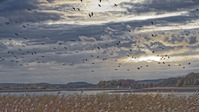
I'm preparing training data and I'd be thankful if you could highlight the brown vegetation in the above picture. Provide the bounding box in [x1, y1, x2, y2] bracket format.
[0, 93, 199, 112]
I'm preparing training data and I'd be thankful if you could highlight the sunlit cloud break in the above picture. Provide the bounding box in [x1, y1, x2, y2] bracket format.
[121, 56, 161, 63]
[45, 10, 188, 25]
[120, 54, 199, 63]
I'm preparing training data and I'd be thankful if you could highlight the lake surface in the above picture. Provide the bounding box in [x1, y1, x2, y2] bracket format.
[0, 90, 198, 97]
[0, 90, 112, 96]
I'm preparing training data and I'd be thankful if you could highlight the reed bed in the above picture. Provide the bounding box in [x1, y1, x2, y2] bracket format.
[0, 93, 199, 112]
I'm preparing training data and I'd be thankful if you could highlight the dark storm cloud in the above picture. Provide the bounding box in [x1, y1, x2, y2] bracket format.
[0, 42, 7, 50]
[0, 0, 62, 25]
[188, 36, 197, 44]
[46, 0, 55, 3]
[122, 0, 199, 13]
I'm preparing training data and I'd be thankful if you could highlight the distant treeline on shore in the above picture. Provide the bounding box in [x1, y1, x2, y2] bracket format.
[0, 72, 198, 92]
[96, 72, 199, 88]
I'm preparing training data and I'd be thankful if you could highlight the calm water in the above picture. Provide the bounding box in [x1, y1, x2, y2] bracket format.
[0, 90, 198, 97]
[0, 90, 112, 96]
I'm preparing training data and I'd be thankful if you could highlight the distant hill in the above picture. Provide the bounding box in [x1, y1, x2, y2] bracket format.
[0, 82, 94, 91]
[66, 82, 95, 88]
[137, 79, 164, 84]
[158, 77, 182, 87]
[96, 79, 139, 89]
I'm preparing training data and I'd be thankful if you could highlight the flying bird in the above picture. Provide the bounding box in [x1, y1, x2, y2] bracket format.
[97, 47, 100, 50]
[14, 33, 19, 36]
[27, 8, 32, 11]
[91, 12, 94, 16]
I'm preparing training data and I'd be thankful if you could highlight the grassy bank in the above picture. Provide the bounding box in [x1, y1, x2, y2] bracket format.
[0, 93, 199, 112]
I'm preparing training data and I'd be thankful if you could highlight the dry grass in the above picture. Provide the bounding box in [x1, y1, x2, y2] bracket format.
[0, 93, 199, 112]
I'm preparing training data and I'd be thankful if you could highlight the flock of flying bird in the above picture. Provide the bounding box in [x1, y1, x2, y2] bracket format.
[73, 0, 118, 18]
[0, 0, 197, 74]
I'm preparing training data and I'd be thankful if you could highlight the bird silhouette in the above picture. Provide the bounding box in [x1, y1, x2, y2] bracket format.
[91, 12, 94, 16]
[14, 33, 19, 36]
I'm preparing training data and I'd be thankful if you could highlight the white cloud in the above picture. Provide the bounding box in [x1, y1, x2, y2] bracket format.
[79, 36, 96, 42]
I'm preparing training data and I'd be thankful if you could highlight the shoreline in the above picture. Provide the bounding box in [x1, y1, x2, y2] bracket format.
[0, 87, 198, 93]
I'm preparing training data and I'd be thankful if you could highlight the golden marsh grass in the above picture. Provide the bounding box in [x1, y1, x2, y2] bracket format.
[0, 93, 199, 112]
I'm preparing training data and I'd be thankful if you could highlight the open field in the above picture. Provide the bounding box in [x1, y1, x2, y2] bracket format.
[0, 93, 199, 112]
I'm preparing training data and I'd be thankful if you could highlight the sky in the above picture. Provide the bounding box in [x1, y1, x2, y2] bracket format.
[0, 0, 199, 84]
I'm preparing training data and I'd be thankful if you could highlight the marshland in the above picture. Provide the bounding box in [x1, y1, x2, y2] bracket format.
[0, 92, 199, 112]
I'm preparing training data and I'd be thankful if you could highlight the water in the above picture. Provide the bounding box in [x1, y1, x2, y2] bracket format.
[0, 90, 113, 96]
[0, 90, 198, 97]
[110, 91, 199, 97]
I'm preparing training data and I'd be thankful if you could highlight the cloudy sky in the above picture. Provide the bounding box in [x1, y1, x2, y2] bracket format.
[0, 0, 199, 84]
